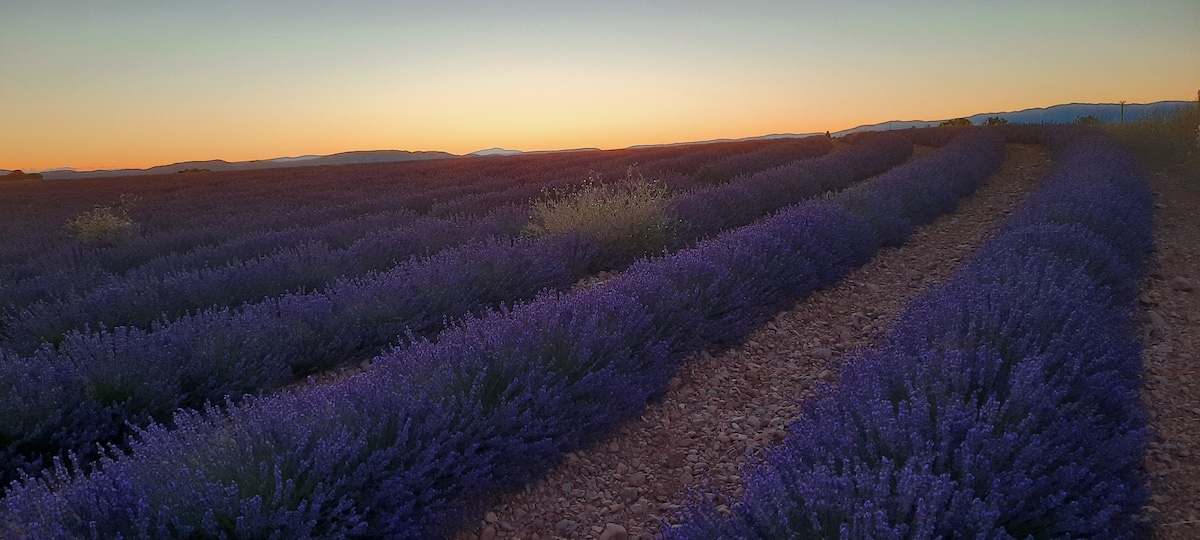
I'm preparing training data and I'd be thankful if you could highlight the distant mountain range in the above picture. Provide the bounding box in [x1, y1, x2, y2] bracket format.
[617, 100, 1195, 147]
[468, 147, 524, 157]
[832, 100, 1194, 136]
[8, 150, 454, 181]
[6, 100, 1192, 180]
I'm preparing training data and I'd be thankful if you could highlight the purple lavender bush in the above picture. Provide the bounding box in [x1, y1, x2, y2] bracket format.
[981, 223, 1140, 306]
[805, 132, 914, 193]
[829, 130, 1005, 247]
[862, 131, 1004, 227]
[692, 136, 835, 184]
[669, 133, 912, 245]
[1000, 136, 1154, 275]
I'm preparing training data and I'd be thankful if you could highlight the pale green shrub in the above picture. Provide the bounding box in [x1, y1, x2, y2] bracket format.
[524, 166, 674, 260]
[64, 194, 139, 243]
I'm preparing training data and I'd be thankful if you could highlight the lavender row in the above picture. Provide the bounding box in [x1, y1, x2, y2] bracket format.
[665, 127, 1153, 538]
[0, 138, 833, 319]
[0, 137, 888, 351]
[690, 137, 837, 185]
[426, 137, 835, 218]
[0, 138, 697, 270]
[0, 152, 556, 268]
[0, 206, 531, 353]
[2, 177, 457, 280]
[0, 137, 833, 290]
[670, 125, 1006, 252]
[0, 206, 437, 311]
[670, 132, 914, 245]
[0, 135, 869, 488]
[1, 179, 546, 310]
[0, 233, 608, 488]
[0, 164, 585, 309]
[0, 139, 846, 350]
[0, 131, 1006, 536]
[0, 190, 463, 314]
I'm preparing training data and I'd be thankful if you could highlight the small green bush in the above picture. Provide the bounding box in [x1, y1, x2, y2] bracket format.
[64, 194, 139, 243]
[524, 166, 674, 261]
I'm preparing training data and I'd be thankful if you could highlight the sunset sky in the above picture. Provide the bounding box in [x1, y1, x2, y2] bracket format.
[2, 1, 1197, 172]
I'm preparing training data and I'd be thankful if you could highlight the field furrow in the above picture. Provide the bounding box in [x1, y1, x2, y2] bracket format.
[1141, 166, 1200, 538]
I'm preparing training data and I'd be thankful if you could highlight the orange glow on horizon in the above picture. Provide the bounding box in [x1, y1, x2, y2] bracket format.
[3, 2, 1196, 172]
[10, 91, 1192, 172]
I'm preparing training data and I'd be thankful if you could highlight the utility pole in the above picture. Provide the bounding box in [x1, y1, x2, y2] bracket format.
[1119, 100, 1126, 123]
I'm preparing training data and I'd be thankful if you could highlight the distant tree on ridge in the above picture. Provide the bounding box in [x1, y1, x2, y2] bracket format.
[3, 170, 43, 181]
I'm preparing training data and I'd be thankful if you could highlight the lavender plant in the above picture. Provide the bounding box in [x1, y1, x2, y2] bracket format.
[669, 133, 912, 244]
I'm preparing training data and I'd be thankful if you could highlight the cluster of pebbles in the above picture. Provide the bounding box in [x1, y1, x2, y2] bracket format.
[454, 144, 1052, 540]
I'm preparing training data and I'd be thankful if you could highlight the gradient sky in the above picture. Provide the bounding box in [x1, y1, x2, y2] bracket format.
[2, 1, 1197, 171]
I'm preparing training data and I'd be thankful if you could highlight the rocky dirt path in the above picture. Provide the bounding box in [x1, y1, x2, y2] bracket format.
[454, 143, 1051, 540]
[1141, 169, 1200, 539]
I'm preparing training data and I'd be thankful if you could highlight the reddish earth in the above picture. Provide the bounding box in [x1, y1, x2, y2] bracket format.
[1141, 167, 1200, 539]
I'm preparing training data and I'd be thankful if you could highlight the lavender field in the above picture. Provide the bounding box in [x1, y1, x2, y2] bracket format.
[0, 125, 1156, 538]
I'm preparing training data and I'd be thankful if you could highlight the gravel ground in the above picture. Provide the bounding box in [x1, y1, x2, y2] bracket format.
[1141, 169, 1200, 539]
[454, 144, 1051, 540]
